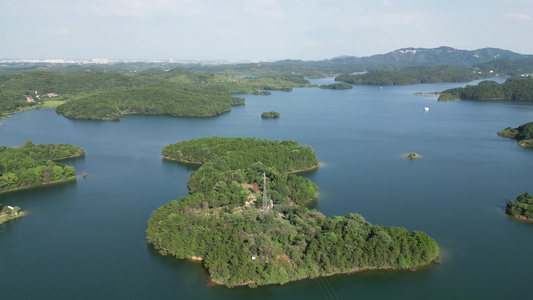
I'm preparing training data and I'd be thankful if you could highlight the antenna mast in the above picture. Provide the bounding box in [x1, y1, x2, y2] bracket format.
[262, 172, 268, 210]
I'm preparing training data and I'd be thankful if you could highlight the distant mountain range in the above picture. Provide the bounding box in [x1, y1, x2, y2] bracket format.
[327, 46, 532, 67]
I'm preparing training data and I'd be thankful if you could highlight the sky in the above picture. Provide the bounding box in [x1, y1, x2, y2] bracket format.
[1, 0, 532, 61]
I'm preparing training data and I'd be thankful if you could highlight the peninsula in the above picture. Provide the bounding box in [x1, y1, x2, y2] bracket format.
[506, 192, 533, 220]
[0, 140, 84, 193]
[439, 78, 533, 101]
[497, 121, 533, 148]
[0, 205, 24, 224]
[148, 137, 439, 288]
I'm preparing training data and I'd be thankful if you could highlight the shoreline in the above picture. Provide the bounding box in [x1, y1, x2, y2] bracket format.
[162, 156, 203, 165]
[0, 210, 25, 224]
[286, 163, 321, 174]
[204, 259, 438, 288]
[508, 214, 533, 222]
[51, 153, 85, 161]
[0, 176, 76, 195]
[162, 156, 321, 174]
[187, 256, 204, 261]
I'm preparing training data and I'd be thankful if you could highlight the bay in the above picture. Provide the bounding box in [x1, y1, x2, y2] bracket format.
[1, 77, 533, 299]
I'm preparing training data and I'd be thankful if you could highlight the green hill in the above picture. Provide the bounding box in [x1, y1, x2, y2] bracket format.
[148, 137, 439, 288]
[0, 68, 316, 120]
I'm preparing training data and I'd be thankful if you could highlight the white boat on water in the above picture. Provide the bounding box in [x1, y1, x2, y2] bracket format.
[423, 107, 429, 111]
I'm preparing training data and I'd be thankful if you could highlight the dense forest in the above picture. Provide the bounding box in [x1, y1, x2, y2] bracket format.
[440, 78, 533, 102]
[261, 111, 280, 118]
[162, 137, 318, 172]
[335, 65, 482, 86]
[55, 87, 238, 120]
[0, 69, 316, 119]
[506, 192, 533, 220]
[148, 137, 439, 288]
[318, 82, 353, 89]
[0, 140, 84, 193]
[497, 121, 533, 148]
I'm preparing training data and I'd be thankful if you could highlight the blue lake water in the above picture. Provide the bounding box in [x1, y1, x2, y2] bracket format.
[2, 77, 533, 299]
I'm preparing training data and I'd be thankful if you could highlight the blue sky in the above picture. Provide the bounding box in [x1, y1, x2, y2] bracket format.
[1, 0, 532, 61]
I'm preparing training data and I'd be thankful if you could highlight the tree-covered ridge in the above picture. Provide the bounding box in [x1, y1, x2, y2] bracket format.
[261, 111, 280, 118]
[439, 78, 533, 101]
[331, 46, 531, 68]
[497, 121, 533, 148]
[161, 137, 318, 173]
[319, 82, 353, 89]
[0, 140, 84, 193]
[506, 192, 533, 220]
[55, 87, 238, 120]
[0, 69, 315, 119]
[0, 71, 142, 95]
[148, 138, 439, 288]
[335, 65, 481, 86]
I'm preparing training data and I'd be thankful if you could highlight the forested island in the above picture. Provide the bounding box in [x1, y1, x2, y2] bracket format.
[318, 82, 353, 89]
[148, 137, 439, 288]
[0, 140, 84, 193]
[0, 69, 316, 120]
[497, 121, 533, 148]
[335, 66, 482, 86]
[439, 78, 533, 101]
[261, 111, 280, 118]
[506, 192, 533, 220]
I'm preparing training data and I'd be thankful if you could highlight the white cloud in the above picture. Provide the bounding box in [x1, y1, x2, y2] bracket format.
[503, 13, 531, 20]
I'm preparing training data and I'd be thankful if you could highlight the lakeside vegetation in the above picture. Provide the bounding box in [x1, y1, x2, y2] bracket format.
[439, 78, 533, 101]
[318, 82, 353, 90]
[0, 91, 40, 118]
[0, 140, 84, 193]
[0, 205, 24, 224]
[497, 121, 533, 148]
[148, 137, 439, 288]
[335, 66, 482, 86]
[506, 192, 533, 220]
[261, 111, 280, 118]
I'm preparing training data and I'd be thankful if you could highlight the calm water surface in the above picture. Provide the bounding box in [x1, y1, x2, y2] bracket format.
[1, 77, 533, 299]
